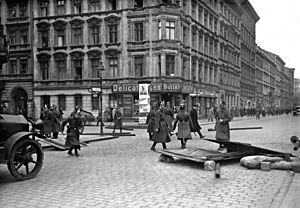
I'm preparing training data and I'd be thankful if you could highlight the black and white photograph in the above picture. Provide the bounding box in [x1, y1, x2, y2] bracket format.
[1, 0, 300, 207]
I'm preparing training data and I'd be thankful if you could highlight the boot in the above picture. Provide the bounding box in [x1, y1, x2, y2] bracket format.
[75, 148, 80, 157]
[68, 148, 74, 156]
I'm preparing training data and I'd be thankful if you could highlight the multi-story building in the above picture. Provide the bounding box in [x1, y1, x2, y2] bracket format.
[294, 78, 300, 106]
[217, 0, 242, 110]
[31, 0, 225, 119]
[255, 45, 276, 109]
[239, 0, 259, 109]
[0, 0, 34, 117]
[284, 66, 294, 109]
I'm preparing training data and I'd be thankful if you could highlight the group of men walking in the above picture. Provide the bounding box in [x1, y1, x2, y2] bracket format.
[147, 100, 232, 152]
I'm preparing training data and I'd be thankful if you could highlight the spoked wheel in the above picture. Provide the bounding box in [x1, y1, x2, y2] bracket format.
[7, 138, 44, 180]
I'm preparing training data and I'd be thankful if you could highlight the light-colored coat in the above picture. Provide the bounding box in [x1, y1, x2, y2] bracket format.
[215, 107, 232, 141]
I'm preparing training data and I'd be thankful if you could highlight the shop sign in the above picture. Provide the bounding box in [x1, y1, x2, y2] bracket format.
[138, 83, 150, 125]
[112, 84, 138, 93]
[149, 83, 162, 92]
[163, 82, 182, 92]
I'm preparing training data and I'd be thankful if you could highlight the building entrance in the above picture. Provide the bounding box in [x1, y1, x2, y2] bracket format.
[10, 87, 28, 117]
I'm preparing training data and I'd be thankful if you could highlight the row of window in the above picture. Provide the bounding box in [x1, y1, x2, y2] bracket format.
[41, 94, 100, 111]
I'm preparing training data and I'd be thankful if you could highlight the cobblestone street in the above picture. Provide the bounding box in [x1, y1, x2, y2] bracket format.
[1, 115, 300, 208]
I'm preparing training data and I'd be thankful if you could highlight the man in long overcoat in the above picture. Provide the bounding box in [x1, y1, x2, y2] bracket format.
[190, 104, 205, 139]
[214, 101, 232, 152]
[150, 105, 170, 151]
[51, 105, 61, 139]
[61, 109, 84, 156]
[146, 103, 157, 140]
[112, 106, 123, 134]
[173, 103, 194, 149]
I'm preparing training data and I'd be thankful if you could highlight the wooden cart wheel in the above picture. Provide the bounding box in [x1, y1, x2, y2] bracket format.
[7, 138, 44, 180]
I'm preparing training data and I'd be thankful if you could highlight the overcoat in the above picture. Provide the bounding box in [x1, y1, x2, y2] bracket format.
[61, 115, 84, 149]
[42, 108, 52, 135]
[214, 107, 232, 141]
[163, 106, 174, 132]
[173, 110, 194, 140]
[150, 110, 171, 143]
[189, 108, 201, 132]
[146, 110, 155, 133]
[51, 109, 61, 133]
[113, 110, 123, 128]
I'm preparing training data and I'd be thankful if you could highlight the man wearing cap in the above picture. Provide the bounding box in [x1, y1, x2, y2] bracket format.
[214, 101, 232, 152]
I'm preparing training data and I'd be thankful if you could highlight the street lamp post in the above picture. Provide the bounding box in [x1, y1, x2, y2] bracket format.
[98, 59, 105, 134]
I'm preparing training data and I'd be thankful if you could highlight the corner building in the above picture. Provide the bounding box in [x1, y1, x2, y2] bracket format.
[32, 0, 228, 119]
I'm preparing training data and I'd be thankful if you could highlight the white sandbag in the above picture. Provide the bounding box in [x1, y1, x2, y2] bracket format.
[240, 155, 284, 169]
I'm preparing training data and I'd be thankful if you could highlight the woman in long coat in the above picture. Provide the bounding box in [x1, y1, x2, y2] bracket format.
[150, 105, 171, 151]
[214, 101, 232, 151]
[173, 104, 194, 149]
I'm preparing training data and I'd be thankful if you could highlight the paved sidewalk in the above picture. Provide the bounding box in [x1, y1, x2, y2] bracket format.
[279, 173, 300, 208]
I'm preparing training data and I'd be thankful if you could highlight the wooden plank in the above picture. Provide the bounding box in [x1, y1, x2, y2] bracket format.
[208, 127, 263, 131]
[38, 138, 68, 150]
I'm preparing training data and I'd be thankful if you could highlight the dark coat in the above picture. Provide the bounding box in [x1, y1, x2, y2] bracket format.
[173, 110, 194, 140]
[42, 108, 52, 135]
[214, 107, 232, 141]
[150, 110, 171, 143]
[146, 110, 155, 133]
[189, 108, 201, 132]
[113, 110, 123, 128]
[163, 106, 174, 131]
[50, 109, 61, 133]
[61, 115, 84, 148]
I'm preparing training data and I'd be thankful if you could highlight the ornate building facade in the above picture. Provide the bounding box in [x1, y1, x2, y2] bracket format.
[0, 0, 34, 117]
[0, 0, 294, 119]
[239, 0, 259, 109]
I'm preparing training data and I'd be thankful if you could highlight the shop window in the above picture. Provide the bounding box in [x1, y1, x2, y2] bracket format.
[9, 60, 17, 74]
[20, 59, 28, 74]
[166, 55, 175, 76]
[134, 56, 144, 77]
[74, 94, 82, 108]
[166, 21, 175, 40]
[134, 22, 143, 41]
[56, 0, 66, 15]
[58, 95, 66, 110]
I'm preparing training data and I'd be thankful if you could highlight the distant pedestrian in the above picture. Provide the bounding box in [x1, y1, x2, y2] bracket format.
[51, 105, 61, 139]
[150, 104, 171, 151]
[214, 101, 232, 152]
[96, 110, 105, 127]
[207, 107, 214, 122]
[41, 105, 52, 138]
[112, 106, 122, 134]
[173, 103, 194, 149]
[146, 103, 157, 140]
[190, 104, 205, 139]
[61, 109, 84, 157]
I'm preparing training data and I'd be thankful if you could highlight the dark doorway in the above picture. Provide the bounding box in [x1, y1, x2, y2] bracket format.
[10, 87, 28, 117]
